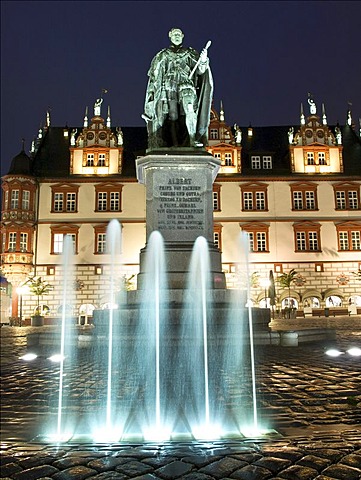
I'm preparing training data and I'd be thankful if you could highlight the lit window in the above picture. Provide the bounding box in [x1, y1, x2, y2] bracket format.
[263, 156, 272, 169]
[305, 191, 315, 210]
[213, 152, 221, 160]
[4, 191, 9, 210]
[86, 154, 94, 166]
[213, 184, 221, 212]
[251, 156, 261, 169]
[243, 192, 253, 210]
[22, 191, 30, 210]
[98, 153, 106, 166]
[8, 232, 16, 251]
[11, 190, 19, 209]
[349, 191, 359, 209]
[336, 191, 346, 209]
[213, 224, 222, 251]
[52, 233, 76, 254]
[214, 231, 220, 248]
[256, 192, 265, 210]
[20, 233, 28, 252]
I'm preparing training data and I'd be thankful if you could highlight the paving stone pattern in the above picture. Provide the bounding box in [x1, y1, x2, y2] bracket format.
[1, 327, 361, 479]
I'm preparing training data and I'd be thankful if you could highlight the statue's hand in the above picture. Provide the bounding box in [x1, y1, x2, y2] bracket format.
[199, 48, 208, 63]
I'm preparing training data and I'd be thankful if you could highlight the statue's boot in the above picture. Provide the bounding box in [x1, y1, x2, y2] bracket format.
[186, 111, 202, 147]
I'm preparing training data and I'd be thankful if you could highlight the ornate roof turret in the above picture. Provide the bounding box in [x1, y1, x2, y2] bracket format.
[8, 146, 32, 175]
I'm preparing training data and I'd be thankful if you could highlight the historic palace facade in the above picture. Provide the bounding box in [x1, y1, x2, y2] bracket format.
[1, 98, 361, 323]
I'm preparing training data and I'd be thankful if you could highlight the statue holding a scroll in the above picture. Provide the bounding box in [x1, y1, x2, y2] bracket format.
[143, 28, 213, 149]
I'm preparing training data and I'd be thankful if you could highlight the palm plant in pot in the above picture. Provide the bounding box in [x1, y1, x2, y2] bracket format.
[277, 268, 298, 318]
[26, 275, 53, 326]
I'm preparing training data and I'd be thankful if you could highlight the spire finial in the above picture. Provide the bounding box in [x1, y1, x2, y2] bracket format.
[347, 101, 353, 127]
[220, 100, 224, 122]
[300, 103, 305, 125]
[84, 106, 89, 127]
[21, 138, 25, 151]
[322, 103, 327, 125]
[46, 107, 51, 127]
[307, 93, 316, 114]
[106, 105, 111, 128]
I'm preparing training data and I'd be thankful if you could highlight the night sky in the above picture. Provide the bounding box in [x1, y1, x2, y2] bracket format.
[1, 0, 360, 175]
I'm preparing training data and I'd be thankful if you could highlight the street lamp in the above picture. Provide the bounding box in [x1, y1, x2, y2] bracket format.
[260, 278, 270, 308]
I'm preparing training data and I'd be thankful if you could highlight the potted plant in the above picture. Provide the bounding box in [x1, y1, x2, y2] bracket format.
[26, 275, 53, 326]
[277, 269, 298, 319]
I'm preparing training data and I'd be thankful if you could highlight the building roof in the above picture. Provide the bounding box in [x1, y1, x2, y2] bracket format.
[5, 124, 361, 178]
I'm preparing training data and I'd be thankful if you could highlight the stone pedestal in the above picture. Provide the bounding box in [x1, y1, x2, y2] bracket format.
[136, 151, 226, 289]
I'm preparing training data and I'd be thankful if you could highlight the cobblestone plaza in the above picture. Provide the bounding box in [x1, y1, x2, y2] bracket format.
[1, 326, 361, 479]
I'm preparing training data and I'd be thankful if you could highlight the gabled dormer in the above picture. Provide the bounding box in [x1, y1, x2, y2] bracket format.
[290, 96, 343, 174]
[206, 103, 241, 173]
[70, 98, 123, 175]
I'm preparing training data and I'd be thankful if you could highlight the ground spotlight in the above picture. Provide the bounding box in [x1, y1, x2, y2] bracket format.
[19, 353, 38, 361]
[48, 354, 65, 363]
[325, 348, 344, 357]
[347, 347, 361, 357]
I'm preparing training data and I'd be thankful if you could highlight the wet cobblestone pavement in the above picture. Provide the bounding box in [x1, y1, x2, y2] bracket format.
[1, 326, 361, 479]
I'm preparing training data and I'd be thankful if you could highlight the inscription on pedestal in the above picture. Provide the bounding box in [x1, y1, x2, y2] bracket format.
[157, 177, 204, 232]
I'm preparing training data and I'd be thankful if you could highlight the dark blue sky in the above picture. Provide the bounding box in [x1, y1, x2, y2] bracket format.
[1, 0, 360, 175]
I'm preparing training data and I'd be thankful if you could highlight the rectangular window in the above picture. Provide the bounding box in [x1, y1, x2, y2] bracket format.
[213, 191, 219, 211]
[98, 192, 107, 211]
[305, 191, 315, 210]
[11, 190, 19, 209]
[20, 233, 28, 252]
[54, 193, 64, 212]
[98, 153, 106, 166]
[110, 192, 120, 211]
[318, 152, 326, 165]
[86, 154, 94, 166]
[22, 191, 30, 210]
[214, 232, 220, 248]
[336, 191, 346, 209]
[8, 232, 16, 251]
[256, 232, 266, 251]
[248, 232, 254, 252]
[224, 153, 232, 166]
[308, 231, 319, 251]
[243, 192, 253, 210]
[351, 231, 361, 250]
[348, 191, 358, 209]
[210, 129, 218, 140]
[296, 232, 306, 251]
[53, 233, 76, 254]
[293, 191, 303, 210]
[214, 152, 221, 160]
[263, 156, 272, 169]
[4, 191, 9, 210]
[255, 192, 265, 210]
[251, 156, 261, 169]
[339, 232, 349, 250]
[307, 152, 314, 165]
[97, 233, 107, 253]
[66, 193, 76, 212]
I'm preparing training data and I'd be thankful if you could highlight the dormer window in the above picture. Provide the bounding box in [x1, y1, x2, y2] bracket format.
[86, 154, 94, 166]
[307, 152, 315, 165]
[98, 153, 106, 166]
[224, 153, 232, 166]
[210, 129, 219, 140]
[318, 152, 326, 165]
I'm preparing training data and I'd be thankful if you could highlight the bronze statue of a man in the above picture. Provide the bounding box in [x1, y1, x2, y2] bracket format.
[143, 28, 213, 149]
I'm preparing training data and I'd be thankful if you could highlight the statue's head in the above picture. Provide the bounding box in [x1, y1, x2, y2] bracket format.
[169, 28, 184, 46]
